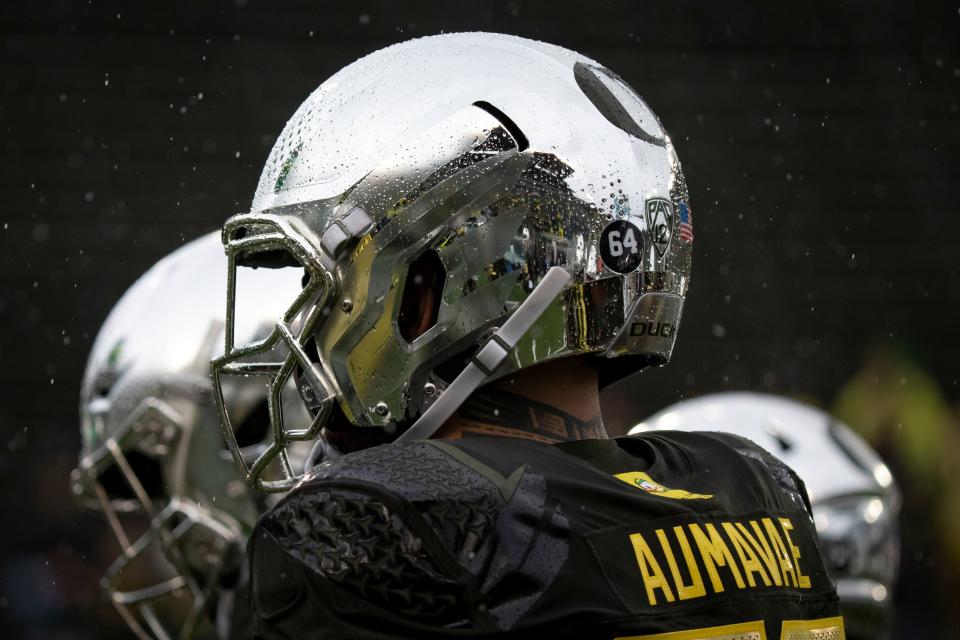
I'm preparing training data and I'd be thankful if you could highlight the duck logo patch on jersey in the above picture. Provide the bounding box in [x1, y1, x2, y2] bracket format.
[615, 471, 713, 500]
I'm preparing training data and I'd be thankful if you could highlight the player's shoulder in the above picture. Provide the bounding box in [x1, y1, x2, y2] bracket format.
[252, 441, 481, 629]
[296, 438, 521, 506]
[262, 437, 507, 546]
[625, 426, 782, 459]
[279, 437, 551, 549]
[641, 429, 811, 499]
[253, 438, 571, 632]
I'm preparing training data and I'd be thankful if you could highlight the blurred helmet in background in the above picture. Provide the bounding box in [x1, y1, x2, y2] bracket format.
[211, 32, 694, 491]
[70, 232, 309, 639]
[632, 391, 901, 640]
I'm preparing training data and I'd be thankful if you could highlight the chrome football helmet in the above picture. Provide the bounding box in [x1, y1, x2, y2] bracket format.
[632, 392, 901, 640]
[71, 232, 309, 640]
[211, 32, 693, 491]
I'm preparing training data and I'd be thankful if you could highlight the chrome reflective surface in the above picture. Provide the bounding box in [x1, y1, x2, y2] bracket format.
[213, 32, 693, 490]
[71, 232, 308, 639]
[632, 392, 900, 640]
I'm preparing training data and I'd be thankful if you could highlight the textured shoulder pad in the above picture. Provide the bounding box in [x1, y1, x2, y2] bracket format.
[258, 480, 468, 624]
[274, 440, 570, 632]
[304, 441, 506, 565]
[307, 441, 499, 502]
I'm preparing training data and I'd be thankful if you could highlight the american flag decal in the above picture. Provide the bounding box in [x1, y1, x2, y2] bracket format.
[679, 201, 694, 243]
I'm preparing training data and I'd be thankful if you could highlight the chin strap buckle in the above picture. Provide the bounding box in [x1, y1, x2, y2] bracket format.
[471, 333, 512, 376]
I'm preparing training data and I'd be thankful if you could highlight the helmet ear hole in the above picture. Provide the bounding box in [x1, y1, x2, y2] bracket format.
[398, 250, 445, 342]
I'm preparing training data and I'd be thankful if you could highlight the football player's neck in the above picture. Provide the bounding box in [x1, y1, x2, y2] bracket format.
[435, 358, 606, 443]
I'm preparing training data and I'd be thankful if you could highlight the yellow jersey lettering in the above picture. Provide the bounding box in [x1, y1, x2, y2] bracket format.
[689, 522, 745, 592]
[737, 520, 783, 586]
[630, 532, 676, 605]
[779, 518, 812, 589]
[656, 527, 707, 601]
[763, 517, 799, 588]
[722, 522, 772, 587]
[622, 517, 817, 607]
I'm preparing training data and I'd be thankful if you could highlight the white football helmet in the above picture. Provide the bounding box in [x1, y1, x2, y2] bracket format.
[71, 232, 309, 639]
[632, 392, 901, 640]
[210, 32, 694, 491]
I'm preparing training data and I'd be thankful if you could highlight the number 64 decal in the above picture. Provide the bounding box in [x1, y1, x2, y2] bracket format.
[608, 226, 639, 257]
[600, 219, 644, 273]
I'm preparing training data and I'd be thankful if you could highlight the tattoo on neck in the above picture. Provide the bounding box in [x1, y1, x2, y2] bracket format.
[455, 386, 605, 443]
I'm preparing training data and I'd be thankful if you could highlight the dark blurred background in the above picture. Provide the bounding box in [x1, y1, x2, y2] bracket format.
[1, 1, 958, 638]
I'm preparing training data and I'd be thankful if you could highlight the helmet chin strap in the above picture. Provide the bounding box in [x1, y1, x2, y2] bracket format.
[399, 266, 571, 442]
[303, 433, 342, 474]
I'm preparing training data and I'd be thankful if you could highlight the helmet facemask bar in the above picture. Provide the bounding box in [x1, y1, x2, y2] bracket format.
[102, 501, 234, 640]
[211, 213, 339, 492]
[72, 399, 237, 640]
[72, 397, 182, 521]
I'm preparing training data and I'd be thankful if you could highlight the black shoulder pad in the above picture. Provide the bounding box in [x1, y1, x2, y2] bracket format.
[286, 440, 571, 632]
[306, 440, 501, 503]
[256, 481, 470, 625]
[305, 441, 508, 565]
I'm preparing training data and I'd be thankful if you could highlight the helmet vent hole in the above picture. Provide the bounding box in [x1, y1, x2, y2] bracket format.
[768, 429, 793, 453]
[827, 421, 874, 476]
[398, 249, 445, 343]
[473, 101, 529, 152]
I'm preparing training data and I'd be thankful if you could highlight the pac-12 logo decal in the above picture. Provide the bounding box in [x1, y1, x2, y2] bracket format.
[599, 219, 644, 274]
[644, 197, 673, 257]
